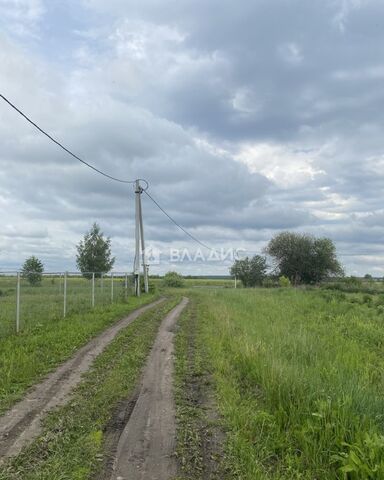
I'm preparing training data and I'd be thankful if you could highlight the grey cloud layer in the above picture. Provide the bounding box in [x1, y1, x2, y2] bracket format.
[0, 0, 383, 274]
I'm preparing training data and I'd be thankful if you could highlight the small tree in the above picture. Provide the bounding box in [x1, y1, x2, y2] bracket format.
[230, 255, 267, 287]
[22, 256, 44, 286]
[163, 271, 184, 287]
[76, 223, 115, 279]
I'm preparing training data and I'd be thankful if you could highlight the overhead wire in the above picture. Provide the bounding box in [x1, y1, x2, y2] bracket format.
[1, 92, 213, 250]
[0, 93, 140, 185]
[143, 190, 215, 251]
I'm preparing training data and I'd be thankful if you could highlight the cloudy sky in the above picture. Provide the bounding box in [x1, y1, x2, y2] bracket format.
[0, 0, 383, 275]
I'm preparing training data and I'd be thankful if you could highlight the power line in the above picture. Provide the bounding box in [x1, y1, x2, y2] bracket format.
[1, 93, 212, 250]
[143, 189, 214, 251]
[0, 93, 143, 185]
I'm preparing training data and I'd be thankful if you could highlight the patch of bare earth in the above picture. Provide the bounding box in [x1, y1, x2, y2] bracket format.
[0, 298, 165, 461]
[96, 297, 189, 480]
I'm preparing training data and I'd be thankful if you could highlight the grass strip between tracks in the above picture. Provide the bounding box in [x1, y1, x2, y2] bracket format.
[0, 294, 159, 414]
[0, 295, 180, 480]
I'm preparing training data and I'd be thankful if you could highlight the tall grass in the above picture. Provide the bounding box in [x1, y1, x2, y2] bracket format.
[195, 288, 384, 479]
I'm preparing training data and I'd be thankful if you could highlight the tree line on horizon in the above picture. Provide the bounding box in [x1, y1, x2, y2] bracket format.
[20, 226, 346, 288]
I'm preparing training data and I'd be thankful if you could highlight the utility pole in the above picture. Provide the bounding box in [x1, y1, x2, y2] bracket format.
[134, 179, 149, 295]
[139, 189, 149, 294]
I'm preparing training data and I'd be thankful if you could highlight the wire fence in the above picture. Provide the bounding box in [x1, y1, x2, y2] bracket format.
[0, 271, 135, 337]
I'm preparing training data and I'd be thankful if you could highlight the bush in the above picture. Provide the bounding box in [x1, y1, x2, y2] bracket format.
[279, 275, 291, 287]
[163, 271, 184, 288]
[262, 277, 275, 288]
[362, 294, 373, 305]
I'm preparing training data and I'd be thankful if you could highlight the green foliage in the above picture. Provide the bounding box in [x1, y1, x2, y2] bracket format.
[230, 255, 267, 287]
[262, 277, 275, 288]
[21, 256, 44, 286]
[266, 231, 343, 285]
[344, 276, 363, 287]
[76, 223, 115, 279]
[333, 433, 384, 479]
[163, 271, 184, 287]
[278, 275, 291, 287]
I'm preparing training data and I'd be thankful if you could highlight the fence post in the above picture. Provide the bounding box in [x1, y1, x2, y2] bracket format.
[125, 273, 128, 301]
[111, 272, 114, 303]
[16, 272, 20, 333]
[92, 272, 95, 308]
[63, 271, 67, 318]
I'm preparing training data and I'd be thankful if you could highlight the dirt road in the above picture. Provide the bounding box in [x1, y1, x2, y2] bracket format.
[106, 297, 189, 480]
[0, 298, 165, 460]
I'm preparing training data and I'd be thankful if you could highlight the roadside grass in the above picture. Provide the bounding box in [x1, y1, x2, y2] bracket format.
[191, 288, 384, 479]
[0, 296, 180, 480]
[0, 293, 159, 414]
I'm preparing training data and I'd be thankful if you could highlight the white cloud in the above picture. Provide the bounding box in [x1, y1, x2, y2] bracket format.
[235, 143, 324, 187]
[0, 0, 45, 38]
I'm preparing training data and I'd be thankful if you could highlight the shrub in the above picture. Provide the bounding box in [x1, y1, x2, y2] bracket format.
[262, 277, 275, 288]
[362, 294, 373, 305]
[279, 275, 291, 287]
[163, 271, 184, 288]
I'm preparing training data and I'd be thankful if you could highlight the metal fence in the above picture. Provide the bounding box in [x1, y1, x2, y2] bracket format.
[0, 271, 135, 337]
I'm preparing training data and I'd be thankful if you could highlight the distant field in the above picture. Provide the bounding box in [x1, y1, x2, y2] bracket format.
[177, 287, 384, 479]
[183, 277, 234, 287]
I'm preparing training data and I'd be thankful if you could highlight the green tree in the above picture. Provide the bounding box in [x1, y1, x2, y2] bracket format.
[265, 232, 343, 285]
[76, 223, 115, 278]
[163, 271, 184, 287]
[230, 255, 267, 287]
[21, 256, 44, 286]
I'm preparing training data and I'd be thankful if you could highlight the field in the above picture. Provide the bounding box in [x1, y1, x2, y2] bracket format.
[0, 274, 133, 337]
[1, 281, 384, 479]
[175, 287, 384, 479]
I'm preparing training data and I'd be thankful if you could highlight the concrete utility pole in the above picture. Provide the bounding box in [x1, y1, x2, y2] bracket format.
[134, 180, 149, 295]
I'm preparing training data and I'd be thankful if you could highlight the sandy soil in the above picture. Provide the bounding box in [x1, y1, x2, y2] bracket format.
[0, 298, 165, 460]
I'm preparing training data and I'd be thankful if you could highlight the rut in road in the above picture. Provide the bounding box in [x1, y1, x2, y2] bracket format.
[103, 297, 189, 480]
[0, 298, 165, 461]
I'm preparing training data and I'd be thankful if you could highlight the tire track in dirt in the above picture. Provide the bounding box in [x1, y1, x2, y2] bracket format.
[100, 297, 189, 480]
[0, 298, 165, 461]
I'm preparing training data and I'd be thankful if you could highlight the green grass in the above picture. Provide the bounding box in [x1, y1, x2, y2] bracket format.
[0, 293, 158, 414]
[0, 275, 133, 337]
[0, 296, 180, 480]
[185, 287, 384, 479]
[174, 298, 206, 478]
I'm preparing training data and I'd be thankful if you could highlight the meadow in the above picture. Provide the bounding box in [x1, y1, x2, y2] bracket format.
[176, 287, 384, 479]
[0, 274, 133, 337]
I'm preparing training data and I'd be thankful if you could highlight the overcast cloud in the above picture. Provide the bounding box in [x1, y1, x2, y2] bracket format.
[0, 0, 383, 275]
